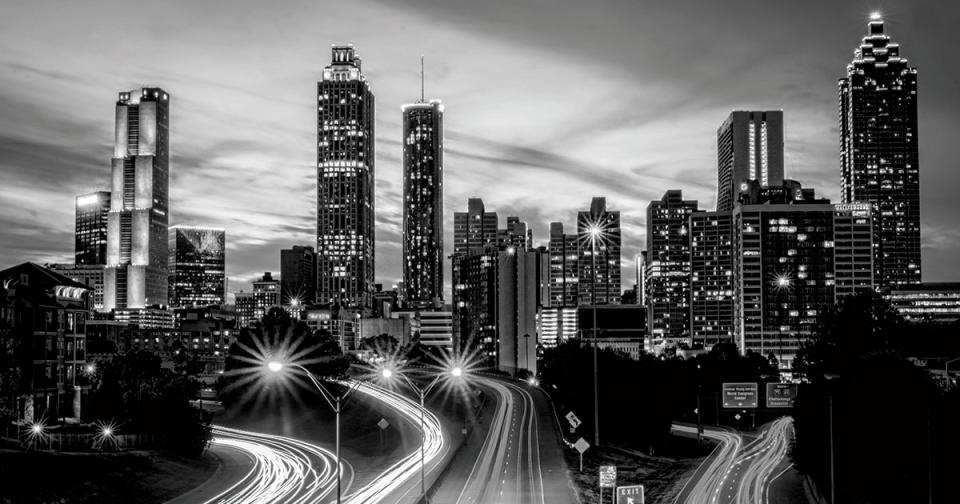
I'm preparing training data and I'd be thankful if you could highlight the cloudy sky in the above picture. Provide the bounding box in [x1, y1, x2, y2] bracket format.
[2, 0, 959, 297]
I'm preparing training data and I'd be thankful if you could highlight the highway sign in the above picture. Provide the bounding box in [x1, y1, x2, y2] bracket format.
[616, 485, 644, 504]
[599, 465, 617, 488]
[566, 411, 582, 429]
[574, 437, 590, 454]
[377, 418, 390, 430]
[766, 383, 798, 408]
[722, 382, 758, 408]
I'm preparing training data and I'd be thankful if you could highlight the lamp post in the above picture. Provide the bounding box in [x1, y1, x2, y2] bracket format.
[267, 361, 360, 504]
[381, 365, 463, 501]
[589, 225, 601, 447]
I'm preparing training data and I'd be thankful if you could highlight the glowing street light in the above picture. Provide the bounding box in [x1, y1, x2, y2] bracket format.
[102, 427, 113, 437]
[380, 363, 466, 499]
[266, 359, 361, 504]
[870, 11, 882, 21]
[582, 219, 608, 447]
[31, 424, 42, 434]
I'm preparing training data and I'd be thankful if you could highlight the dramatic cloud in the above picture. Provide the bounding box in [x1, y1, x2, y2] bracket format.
[1, 0, 958, 299]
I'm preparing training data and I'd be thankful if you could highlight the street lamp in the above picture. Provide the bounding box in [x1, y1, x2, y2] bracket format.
[267, 360, 360, 504]
[381, 364, 464, 501]
[587, 224, 603, 447]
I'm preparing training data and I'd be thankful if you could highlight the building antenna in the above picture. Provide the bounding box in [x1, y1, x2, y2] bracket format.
[420, 55, 425, 103]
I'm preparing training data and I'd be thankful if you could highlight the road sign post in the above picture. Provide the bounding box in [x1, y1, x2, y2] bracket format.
[765, 382, 798, 408]
[722, 382, 758, 408]
[574, 437, 590, 472]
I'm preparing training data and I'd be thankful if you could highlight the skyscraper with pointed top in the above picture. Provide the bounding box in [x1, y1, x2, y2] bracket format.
[317, 45, 376, 310]
[839, 14, 920, 288]
[401, 58, 444, 309]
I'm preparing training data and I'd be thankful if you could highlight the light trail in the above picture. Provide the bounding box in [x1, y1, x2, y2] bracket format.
[455, 377, 546, 504]
[203, 425, 351, 504]
[673, 417, 794, 504]
[343, 380, 446, 504]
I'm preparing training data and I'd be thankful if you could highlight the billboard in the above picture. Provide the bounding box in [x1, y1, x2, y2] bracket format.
[765, 383, 798, 408]
[722, 382, 758, 408]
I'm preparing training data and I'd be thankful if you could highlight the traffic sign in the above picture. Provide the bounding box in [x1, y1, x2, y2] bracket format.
[599, 465, 617, 488]
[722, 382, 758, 408]
[377, 418, 390, 430]
[616, 485, 644, 504]
[766, 382, 798, 408]
[566, 411, 582, 429]
[574, 437, 590, 454]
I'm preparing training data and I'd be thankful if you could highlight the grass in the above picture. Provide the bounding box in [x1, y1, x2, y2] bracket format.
[0, 449, 218, 503]
[564, 435, 713, 504]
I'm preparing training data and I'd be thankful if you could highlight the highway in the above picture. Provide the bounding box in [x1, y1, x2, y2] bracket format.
[198, 425, 352, 504]
[673, 417, 794, 504]
[442, 376, 577, 504]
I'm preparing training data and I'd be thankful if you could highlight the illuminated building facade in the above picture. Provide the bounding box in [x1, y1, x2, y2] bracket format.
[886, 283, 960, 324]
[451, 250, 498, 358]
[168, 226, 225, 309]
[717, 111, 784, 212]
[280, 245, 316, 305]
[548, 222, 579, 307]
[453, 198, 498, 255]
[104, 88, 170, 310]
[536, 306, 578, 348]
[577, 197, 621, 306]
[317, 45, 375, 310]
[833, 203, 875, 298]
[401, 100, 444, 308]
[689, 211, 735, 349]
[644, 190, 698, 343]
[75, 191, 110, 265]
[234, 292, 255, 328]
[252, 272, 280, 322]
[840, 17, 921, 288]
[732, 181, 866, 369]
[498, 216, 532, 251]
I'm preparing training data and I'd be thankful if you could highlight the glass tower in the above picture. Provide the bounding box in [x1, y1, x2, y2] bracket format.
[839, 16, 920, 288]
[401, 100, 444, 308]
[167, 226, 226, 308]
[317, 45, 375, 310]
[716, 111, 784, 212]
[75, 191, 110, 265]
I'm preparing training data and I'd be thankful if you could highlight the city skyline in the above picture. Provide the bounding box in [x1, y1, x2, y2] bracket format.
[3, 1, 960, 298]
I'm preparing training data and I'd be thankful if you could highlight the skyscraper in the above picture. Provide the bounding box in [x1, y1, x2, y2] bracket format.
[577, 197, 621, 305]
[644, 190, 698, 342]
[104, 88, 170, 310]
[317, 45, 375, 310]
[280, 245, 316, 305]
[453, 198, 498, 255]
[253, 272, 280, 321]
[689, 211, 735, 348]
[401, 99, 444, 308]
[547, 222, 579, 307]
[75, 191, 110, 265]
[716, 111, 784, 212]
[840, 16, 920, 288]
[498, 216, 532, 251]
[168, 226, 226, 309]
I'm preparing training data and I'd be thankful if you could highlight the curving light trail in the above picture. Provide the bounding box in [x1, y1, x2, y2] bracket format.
[674, 417, 794, 504]
[343, 381, 447, 504]
[455, 377, 545, 504]
[203, 425, 352, 504]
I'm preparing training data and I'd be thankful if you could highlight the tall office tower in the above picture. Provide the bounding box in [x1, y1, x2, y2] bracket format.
[689, 211, 735, 349]
[451, 250, 498, 358]
[496, 248, 544, 376]
[498, 216, 532, 251]
[548, 222, 579, 307]
[577, 197, 622, 305]
[401, 99, 444, 308]
[104, 88, 170, 310]
[317, 45, 375, 310]
[167, 226, 226, 309]
[75, 191, 110, 265]
[252, 272, 280, 322]
[453, 198, 498, 255]
[839, 16, 920, 288]
[833, 203, 875, 299]
[716, 111, 784, 212]
[644, 190, 699, 342]
[280, 245, 317, 305]
[731, 180, 872, 369]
